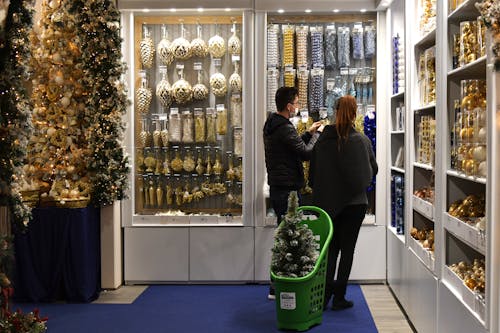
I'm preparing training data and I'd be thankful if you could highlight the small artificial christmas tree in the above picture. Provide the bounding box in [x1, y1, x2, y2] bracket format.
[271, 191, 319, 278]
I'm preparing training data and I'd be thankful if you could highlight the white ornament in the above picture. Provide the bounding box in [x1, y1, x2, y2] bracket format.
[157, 38, 174, 66]
[136, 86, 152, 114]
[210, 72, 227, 97]
[190, 38, 209, 57]
[171, 37, 191, 60]
[172, 78, 193, 104]
[192, 83, 209, 100]
[228, 33, 241, 55]
[156, 79, 173, 107]
[229, 72, 242, 93]
[473, 145, 487, 162]
[208, 34, 226, 58]
[140, 33, 155, 68]
[478, 161, 487, 177]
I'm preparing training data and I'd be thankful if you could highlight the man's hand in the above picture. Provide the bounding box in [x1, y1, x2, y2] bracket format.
[308, 121, 322, 134]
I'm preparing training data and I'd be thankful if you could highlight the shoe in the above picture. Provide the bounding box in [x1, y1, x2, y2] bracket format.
[331, 298, 353, 311]
[268, 286, 275, 300]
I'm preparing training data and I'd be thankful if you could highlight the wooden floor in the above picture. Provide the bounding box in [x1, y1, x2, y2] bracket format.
[361, 284, 415, 333]
[95, 284, 415, 332]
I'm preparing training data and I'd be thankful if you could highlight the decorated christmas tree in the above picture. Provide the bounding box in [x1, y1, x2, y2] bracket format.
[0, 0, 34, 231]
[27, 0, 91, 204]
[271, 191, 319, 278]
[69, 0, 129, 206]
[26, 0, 129, 206]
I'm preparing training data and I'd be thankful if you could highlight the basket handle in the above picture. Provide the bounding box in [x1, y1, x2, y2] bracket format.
[297, 206, 330, 222]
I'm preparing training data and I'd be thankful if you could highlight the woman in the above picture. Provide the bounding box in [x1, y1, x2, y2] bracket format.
[309, 95, 378, 311]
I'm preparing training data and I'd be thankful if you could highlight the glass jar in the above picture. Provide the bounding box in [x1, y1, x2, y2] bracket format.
[459, 21, 478, 67]
[182, 147, 196, 173]
[231, 94, 242, 127]
[181, 110, 194, 143]
[168, 110, 182, 142]
[194, 108, 206, 143]
[170, 146, 183, 173]
[206, 108, 217, 143]
[216, 105, 228, 135]
[234, 127, 243, 157]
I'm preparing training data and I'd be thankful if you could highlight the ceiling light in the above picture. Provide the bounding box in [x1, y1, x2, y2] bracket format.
[225, 8, 231, 12]
[360, 8, 367, 12]
[170, 8, 176, 12]
[142, 8, 150, 13]
[277, 9, 284, 13]
[197, 7, 204, 12]
[333, 9, 339, 13]
[305, 9, 312, 13]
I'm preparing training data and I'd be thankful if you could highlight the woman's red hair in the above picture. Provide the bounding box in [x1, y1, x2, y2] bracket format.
[335, 95, 357, 149]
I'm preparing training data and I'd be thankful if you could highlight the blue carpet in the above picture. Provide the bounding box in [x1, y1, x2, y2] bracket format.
[14, 284, 377, 333]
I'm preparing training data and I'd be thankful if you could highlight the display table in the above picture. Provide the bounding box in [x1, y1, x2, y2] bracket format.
[14, 206, 101, 302]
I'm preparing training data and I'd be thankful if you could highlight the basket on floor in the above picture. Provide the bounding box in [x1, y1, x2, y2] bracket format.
[271, 206, 333, 331]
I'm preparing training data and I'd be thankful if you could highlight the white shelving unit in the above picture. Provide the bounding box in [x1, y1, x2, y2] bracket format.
[387, 0, 500, 332]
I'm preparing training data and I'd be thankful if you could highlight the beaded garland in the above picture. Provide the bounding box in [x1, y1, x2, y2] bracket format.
[337, 26, 350, 67]
[310, 26, 325, 68]
[267, 24, 280, 67]
[282, 25, 295, 67]
[309, 69, 324, 113]
[325, 25, 337, 69]
[296, 26, 308, 68]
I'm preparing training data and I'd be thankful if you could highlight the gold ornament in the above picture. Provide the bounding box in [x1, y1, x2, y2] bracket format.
[208, 34, 226, 58]
[140, 26, 155, 68]
[210, 72, 227, 97]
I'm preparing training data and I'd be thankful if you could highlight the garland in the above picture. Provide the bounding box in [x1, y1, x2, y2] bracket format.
[0, 0, 33, 232]
[69, 0, 130, 206]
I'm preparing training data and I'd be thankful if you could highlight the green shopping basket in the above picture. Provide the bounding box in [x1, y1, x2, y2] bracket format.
[271, 206, 333, 331]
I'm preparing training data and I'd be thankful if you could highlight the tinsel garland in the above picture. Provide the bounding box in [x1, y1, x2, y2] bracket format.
[0, 0, 33, 232]
[476, 0, 500, 71]
[69, 0, 130, 206]
[364, 110, 376, 192]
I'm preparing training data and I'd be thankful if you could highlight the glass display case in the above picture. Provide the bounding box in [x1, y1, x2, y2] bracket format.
[130, 14, 246, 224]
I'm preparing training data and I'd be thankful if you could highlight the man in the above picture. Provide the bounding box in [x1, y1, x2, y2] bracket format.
[263, 86, 321, 299]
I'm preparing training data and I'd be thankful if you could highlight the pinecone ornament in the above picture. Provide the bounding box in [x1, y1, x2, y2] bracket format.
[140, 26, 155, 68]
[136, 86, 152, 114]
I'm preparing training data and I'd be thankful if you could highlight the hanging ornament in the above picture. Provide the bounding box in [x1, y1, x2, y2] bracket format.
[192, 68, 208, 101]
[157, 25, 174, 66]
[172, 69, 193, 104]
[156, 66, 172, 107]
[171, 21, 191, 60]
[210, 72, 227, 97]
[228, 63, 242, 93]
[208, 30, 226, 58]
[136, 71, 152, 114]
[228, 20, 241, 55]
[190, 23, 208, 57]
[140, 25, 154, 68]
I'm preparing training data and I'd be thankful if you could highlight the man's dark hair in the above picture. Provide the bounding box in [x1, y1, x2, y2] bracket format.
[275, 86, 298, 112]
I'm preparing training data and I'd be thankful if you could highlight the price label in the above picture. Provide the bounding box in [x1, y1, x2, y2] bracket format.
[326, 78, 335, 90]
[158, 115, 168, 121]
[340, 67, 349, 75]
[216, 104, 225, 111]
[349, 68, 358, 75]
[280, 292, 296, 310]
[170, 108, 179, 115]
[176, 63, 184, 70]
[193, 62, 202, 71]
[232, 55, 240, 62]
[298, 65, 307, 72]
[212, 58, 222, 67]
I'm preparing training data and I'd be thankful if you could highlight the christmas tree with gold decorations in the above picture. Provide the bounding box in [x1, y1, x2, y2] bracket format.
[27, 0, 91, 206]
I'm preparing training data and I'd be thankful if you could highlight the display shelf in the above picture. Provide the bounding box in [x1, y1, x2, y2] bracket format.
[409, 236, 435, 273]
[412, 195, 434, 221]
[391, 130, 405, 135]
[391, 91, 405, 99]
[413, 162, 434, 171]
[447, 56, 487, 79]
[413, 103, 436, 112]
[447, 0, 480, 22]
[442, 266, 486, 325]
[389, 225, 405, 241]
[414, 28, 436, 50]
[391, 166, 405, 173]
[447, 169, 487, 185]
[443, 213, 486, 255]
